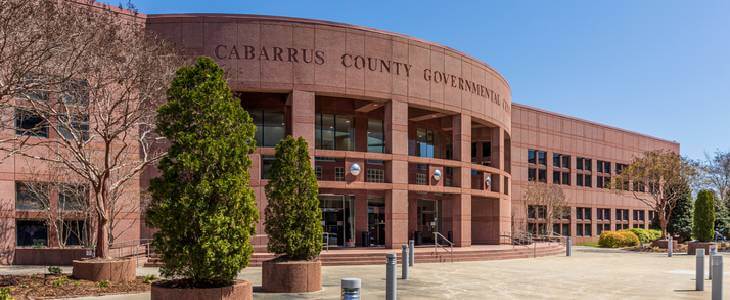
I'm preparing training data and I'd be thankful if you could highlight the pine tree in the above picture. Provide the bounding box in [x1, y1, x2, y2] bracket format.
[693, 189, 716, 242]
[264, 136, 322, 260]
[667, 188, 693, 242]
[146, 57, 258, 287]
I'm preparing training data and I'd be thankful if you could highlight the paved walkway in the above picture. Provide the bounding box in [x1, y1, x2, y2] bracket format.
[3, 247, 729, 299]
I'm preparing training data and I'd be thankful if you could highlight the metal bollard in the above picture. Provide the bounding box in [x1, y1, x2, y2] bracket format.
[408, 240, 415, 267]
[386, 253, 397, 300]
[696, 249, 705, 291]
[668, 236, 673, 257]
[709, 245, 717, 279]
[712, 255, 723, 300]
[566, 236, 572, 257]
[401, 244, 409, 279]
[341, 277, 361, 300]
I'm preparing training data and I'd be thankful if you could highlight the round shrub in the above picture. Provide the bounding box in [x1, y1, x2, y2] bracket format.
[629, 228, 662, 244]
[598, 230, 639, 248]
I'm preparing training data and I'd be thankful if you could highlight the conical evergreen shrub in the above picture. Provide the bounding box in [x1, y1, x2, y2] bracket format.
[146, 57, 258, 287]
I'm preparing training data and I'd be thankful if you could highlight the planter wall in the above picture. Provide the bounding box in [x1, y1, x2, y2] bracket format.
[262, 259, 321, 293]
[651, 239, 678, 250]
[72, 258, 136, 281]
[151, 280, 253, 300]
[687, 241, 716, 255]
[14, 248, 92, 266]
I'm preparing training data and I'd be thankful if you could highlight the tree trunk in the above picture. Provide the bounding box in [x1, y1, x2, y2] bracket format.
[659, 213, 668, 239]
[96, 216, 109, 259]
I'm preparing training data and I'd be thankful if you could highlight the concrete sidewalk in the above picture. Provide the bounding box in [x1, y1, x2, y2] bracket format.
[3, 247, 728, 299]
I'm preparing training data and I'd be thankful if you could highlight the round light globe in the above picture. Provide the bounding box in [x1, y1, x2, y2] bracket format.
[350, 163, 361, 176]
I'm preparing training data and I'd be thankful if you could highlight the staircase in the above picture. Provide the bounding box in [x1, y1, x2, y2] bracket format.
[143, 243, 563, 267]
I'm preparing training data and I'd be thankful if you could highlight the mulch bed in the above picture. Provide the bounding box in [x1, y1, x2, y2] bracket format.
[0, 273, 151, 300]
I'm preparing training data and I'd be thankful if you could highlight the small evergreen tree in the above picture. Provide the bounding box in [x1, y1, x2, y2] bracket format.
[146, 57, 258, 287]
[667, 187, 693, 242]
[693, 189, 716, 242]
[714, 201, 730, 239]
[264, 136, 322, 260]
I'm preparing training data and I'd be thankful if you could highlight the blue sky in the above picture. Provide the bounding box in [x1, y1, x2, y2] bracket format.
[114, 0, 729, 160]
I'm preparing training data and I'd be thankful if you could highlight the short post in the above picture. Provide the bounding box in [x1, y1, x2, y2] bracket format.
[341, 277, 361, 300]
[709, 245, 717, 279]
[667, 235, 673, 257]
[566, 236, 572, 257]
[401, 244, 409, 279]
[712, 255, 723, 300]
[408, 240, 415, 267]
[696, 249, 705, 291]
[386, 253, 397, 300]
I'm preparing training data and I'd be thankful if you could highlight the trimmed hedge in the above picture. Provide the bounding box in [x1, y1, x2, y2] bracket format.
[598, 230, 640, 248]
[629, 228, 662, 244]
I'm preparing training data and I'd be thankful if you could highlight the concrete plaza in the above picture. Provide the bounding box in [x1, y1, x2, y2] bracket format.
[3, 247, 728, 299]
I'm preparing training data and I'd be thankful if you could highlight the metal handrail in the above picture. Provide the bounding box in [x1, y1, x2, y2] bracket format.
[433, 232, 454, 262]
[109, 239, 154, 267]
[322, 232, 332, 252]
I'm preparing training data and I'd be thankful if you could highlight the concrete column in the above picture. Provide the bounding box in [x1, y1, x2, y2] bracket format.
[289, 90, 316, 155]
[452, 114, 471, 189]
[499, 195, 512, 241]
[490, 127, 504, 170]
[385, 100, 408, 249]
[355, 193, 368, 247]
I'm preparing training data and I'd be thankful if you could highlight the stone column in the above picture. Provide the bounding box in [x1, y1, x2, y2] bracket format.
[451, 115, 472, 246]
[385, 100, 408, 248]
[289, 90, 316, 155]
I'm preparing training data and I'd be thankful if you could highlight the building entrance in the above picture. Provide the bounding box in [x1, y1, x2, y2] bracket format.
[320, 194, 355, 247]
[367, 198, 385, 247]
[416, 199, 441, 245]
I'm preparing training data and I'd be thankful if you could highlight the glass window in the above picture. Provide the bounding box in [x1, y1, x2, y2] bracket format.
[60, 220, 86, 246]
[15, 182, 47, 211]
[416, 128, 435, 158]
[21, 74, 49, 101]
[528, 150, 536, 164]
[15, 109, 48, 137]
[16, 220, 48, 247]
[250, 110, 285, 147]
[59, 184, 87, 211]
[482, 142, 491, 158]
[61, 79, 89, 106]
[261, 156, 275, 179]
[334, 115, 354, 151]
[58, 113, 89, 141]
[367, 119, 384, 153]
[316, 113, 335, 150]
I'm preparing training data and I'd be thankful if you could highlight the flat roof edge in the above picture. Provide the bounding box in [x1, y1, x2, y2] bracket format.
[512, 102, 680, 147]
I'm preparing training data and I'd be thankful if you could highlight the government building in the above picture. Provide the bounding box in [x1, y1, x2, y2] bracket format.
[0, 10, 679, 264]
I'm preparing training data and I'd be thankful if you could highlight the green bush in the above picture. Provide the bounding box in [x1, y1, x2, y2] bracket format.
[598, 230, 640, 248]
[142, 274, 158, 283]
[629, 228, 662, 244]
[47, 266, 62, 275]
[97, 280, 110, 288]
[147, 57, 259, 288]
[264, 136, 322, 260]
[693, 189, 716, 242]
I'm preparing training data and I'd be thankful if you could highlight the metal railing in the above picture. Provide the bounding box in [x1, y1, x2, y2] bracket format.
[322, 232, 333, 252]
[109, 239, 154, 266]
[433, 232, 454, 262]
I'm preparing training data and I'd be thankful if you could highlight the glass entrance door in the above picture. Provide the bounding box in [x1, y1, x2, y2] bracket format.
[367, 198, 385, 247]
[417, 199, 440, 244]
[320, 195, 355, 247]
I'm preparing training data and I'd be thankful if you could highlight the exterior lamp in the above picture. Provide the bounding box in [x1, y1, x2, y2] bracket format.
[485, 174, 492, 190]
[350, 163, 361, 176]
[433, 169, 442, 181]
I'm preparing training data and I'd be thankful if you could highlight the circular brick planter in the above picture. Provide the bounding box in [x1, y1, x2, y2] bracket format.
[651, 239, 678, 250]
[151, 280, 253, 300]
[72, 258, 136, 282]
[262, 259, 321, 293]
[687, 241, 716, 255]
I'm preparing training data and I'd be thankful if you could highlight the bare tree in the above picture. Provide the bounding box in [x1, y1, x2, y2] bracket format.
[523, 182, 567, 235]
[612, 150, 696, 238]
[20, 164, 94, 248]
[698, 151, 730, 204]
[0, 0, 180, 259]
